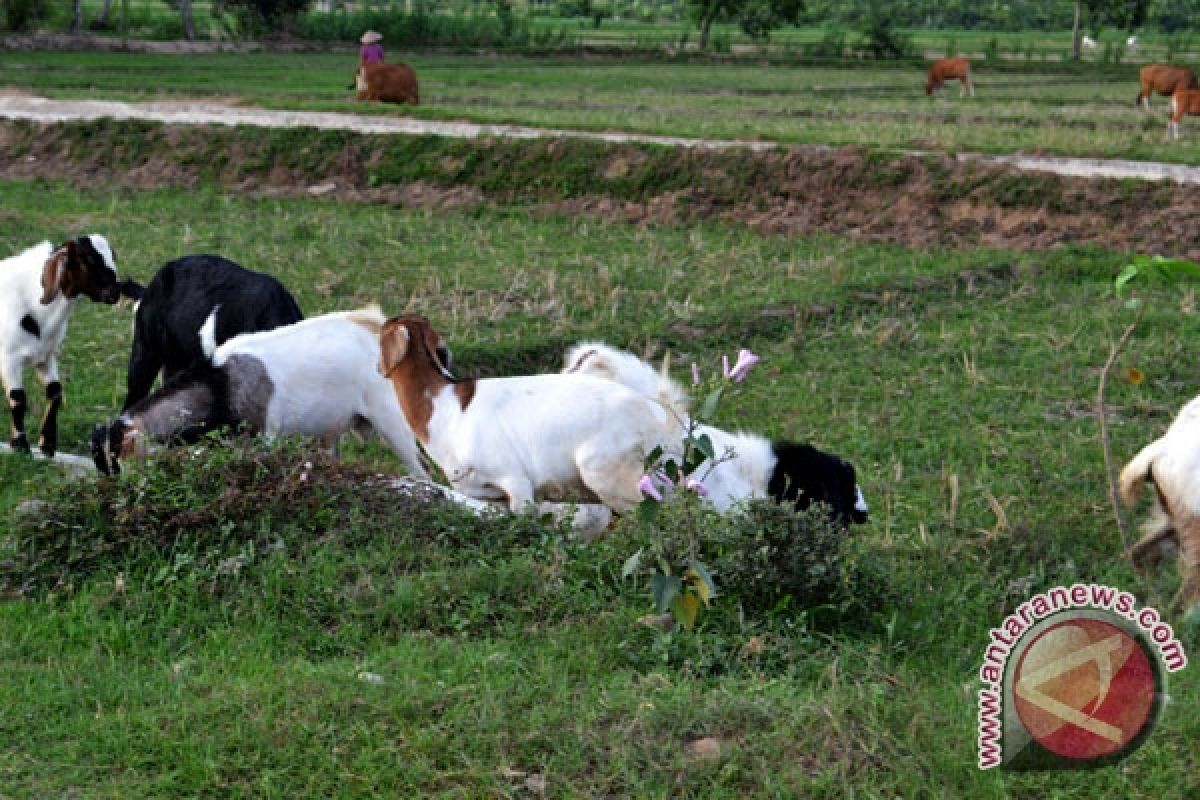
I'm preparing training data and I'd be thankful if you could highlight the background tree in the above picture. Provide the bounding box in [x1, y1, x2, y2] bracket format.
[211, 0, 310, 35]
[1071, 0, 1150, 60]
[688, 0, 804, 49]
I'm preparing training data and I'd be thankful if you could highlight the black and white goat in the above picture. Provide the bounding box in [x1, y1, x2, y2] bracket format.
[1, 235, 124, 456]
[121, 254, 303, 410]
[563, 342, 868, 527]
[1119, 395, 1200, 614]
[92, 308, 428, 479]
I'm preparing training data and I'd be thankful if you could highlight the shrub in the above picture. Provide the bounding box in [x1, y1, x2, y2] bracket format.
[1, 0, 46, 32]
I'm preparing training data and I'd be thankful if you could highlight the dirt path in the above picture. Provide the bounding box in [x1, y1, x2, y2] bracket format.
[5, 93, 1200, 185]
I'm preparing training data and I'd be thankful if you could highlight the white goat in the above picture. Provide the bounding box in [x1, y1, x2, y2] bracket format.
[563, 342, 868, 526]
[93, 308, 428, 479]
[1082, 35, 1098, 49]
[1119, 395, 1200, 613]
[1, 235, 122, 456]
[377, 316, 679, 531]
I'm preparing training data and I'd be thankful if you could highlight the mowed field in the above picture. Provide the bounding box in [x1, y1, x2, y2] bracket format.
[6, 51, 1200, 161]
[1, 51, 1199, 796]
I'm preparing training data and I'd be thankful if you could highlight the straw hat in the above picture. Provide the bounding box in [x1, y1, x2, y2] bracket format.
[361, 31, 382, 44]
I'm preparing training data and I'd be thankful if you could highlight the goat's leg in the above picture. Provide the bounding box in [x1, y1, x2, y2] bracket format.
[1, 357, 29, 453]
[499, 476, 535, 513]
[1173, 517, 1200, 614]
[123, 336, 163, 411]
[35, 360, 61, 457]
[1130, 507, 1177, 568]
[368, 397, 431, 480]
[577, 450, 647, 513]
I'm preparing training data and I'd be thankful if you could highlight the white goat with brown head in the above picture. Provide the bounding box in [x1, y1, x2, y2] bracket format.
[1, 234, 125, 456]
[377, 315, 679, 529]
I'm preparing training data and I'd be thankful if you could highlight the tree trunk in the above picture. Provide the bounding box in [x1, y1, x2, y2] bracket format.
[697, 3, 716, 51]
[94, 0, 115, 28]
[71, 0, 83, 33]
[180, 0, 196, 40]
[1071, 1, 1082, 61]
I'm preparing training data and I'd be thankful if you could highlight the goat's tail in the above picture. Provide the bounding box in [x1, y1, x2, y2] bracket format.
[563, 341, 690, 422]
[345, 305, 386, 335]
[1119, 437, 1165, 507]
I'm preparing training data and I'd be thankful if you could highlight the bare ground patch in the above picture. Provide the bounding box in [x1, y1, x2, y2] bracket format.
[3, 118, 1200, 257]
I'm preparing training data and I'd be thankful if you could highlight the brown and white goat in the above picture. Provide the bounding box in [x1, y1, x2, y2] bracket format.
[1137, 64, 1198, 110]
[354, 61, 419, 105]
[1119, 395, 1200, 614]
[925, 57, 973, 97]
[1, 235, 125, 457]
[1168, 88, 1200, 140]
[377, 316, 679, 533]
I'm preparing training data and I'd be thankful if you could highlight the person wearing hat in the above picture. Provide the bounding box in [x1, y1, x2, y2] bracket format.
[360, 31, 384, 66]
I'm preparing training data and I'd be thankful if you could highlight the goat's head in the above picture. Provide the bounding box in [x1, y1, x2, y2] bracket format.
[90, 417, 141, 475]
[41, 234, 121, 305]
[768, 442, 868, 528]
[379, 316, 454, 380]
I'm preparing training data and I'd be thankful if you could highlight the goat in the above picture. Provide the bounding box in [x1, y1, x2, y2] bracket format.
[122, 254, 303, 411]
[1169, 88, 1200, 140]
[92, 308, 427, 479]
[1119, 395, 1200, 614]
[1082, 35, 1098, 50]
[377, 316, 679, 529]
[1, 234, 124, 456]
[562, 343, 868, 527]
[925, 57, 974, 97]
[1137, 64, 1199, 110]
[354, 61, 419, 105]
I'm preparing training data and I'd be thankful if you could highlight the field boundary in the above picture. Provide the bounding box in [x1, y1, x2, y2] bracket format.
[4, 94, 1200, 186]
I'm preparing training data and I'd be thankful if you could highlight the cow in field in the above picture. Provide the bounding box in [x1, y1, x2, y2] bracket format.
[355, 61, 419, 105]
[925, 57, 974, 97]
[1137, 64, 1199, 110]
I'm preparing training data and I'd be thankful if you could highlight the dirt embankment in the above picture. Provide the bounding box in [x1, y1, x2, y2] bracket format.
[1, 117, 1198, 258]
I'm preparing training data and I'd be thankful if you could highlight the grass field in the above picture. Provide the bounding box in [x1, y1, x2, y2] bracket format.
[1, 164, 1198, 795]
[6, 51, 1200, 164]
[2, 38, 1200, 797]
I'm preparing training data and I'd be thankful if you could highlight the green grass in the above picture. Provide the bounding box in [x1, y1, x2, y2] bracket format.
[6, 51, 1200, 164]
[1, 175, 1198, 796]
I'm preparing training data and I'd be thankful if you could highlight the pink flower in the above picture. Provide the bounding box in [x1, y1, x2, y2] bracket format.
[691, 362, 701, 386]
[728, 349, 760, 383]
[638, 474, 663, 502]
[684, 477, 709, 497]
[722, 354, 731, 378]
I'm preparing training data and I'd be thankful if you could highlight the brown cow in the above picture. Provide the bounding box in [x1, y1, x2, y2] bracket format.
[1169, 88, 1200, 140]
[1136, 64, 1198, 110]
[354, 61, 419, 105]
[925, 57, 973, 97]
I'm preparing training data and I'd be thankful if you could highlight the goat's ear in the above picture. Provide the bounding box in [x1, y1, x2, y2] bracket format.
[40, 245, 71, 305]
[379, 324, 410, 376]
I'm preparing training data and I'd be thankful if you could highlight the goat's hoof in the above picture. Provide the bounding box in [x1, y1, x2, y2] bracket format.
[38, 442, 56, 459]
[10, 435, 30, 454]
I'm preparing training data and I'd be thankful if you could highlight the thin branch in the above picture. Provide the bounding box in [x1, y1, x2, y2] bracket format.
[1097, 303, 1145, 556]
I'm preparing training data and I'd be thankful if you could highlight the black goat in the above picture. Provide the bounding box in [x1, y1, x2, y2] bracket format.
[121, 255, 303, 410]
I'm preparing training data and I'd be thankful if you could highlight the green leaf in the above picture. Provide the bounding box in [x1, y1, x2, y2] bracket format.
[643, 445, 663, 470]
[638, 497, 660, 524]
[700, 387, 724, 420]
[621, 548, 644, 580]
[1114, 264, 1140, 295]
[695, 433, 716, 461]
[663, 459, 680, 483]
[671, 592, 700, 631]
[685, 559, 718, 607]
[652, 573, 683, 613]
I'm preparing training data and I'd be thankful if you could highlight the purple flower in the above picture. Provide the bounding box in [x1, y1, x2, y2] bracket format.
[638, 474, 663, 502]
[684, 477, 709, 497]
[728, 349, 760, 383]
[722, 354, 731, 378]
[691, 362, 701, 386]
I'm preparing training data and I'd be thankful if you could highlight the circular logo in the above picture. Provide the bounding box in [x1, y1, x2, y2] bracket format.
[1013, 618, 1158, 761]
